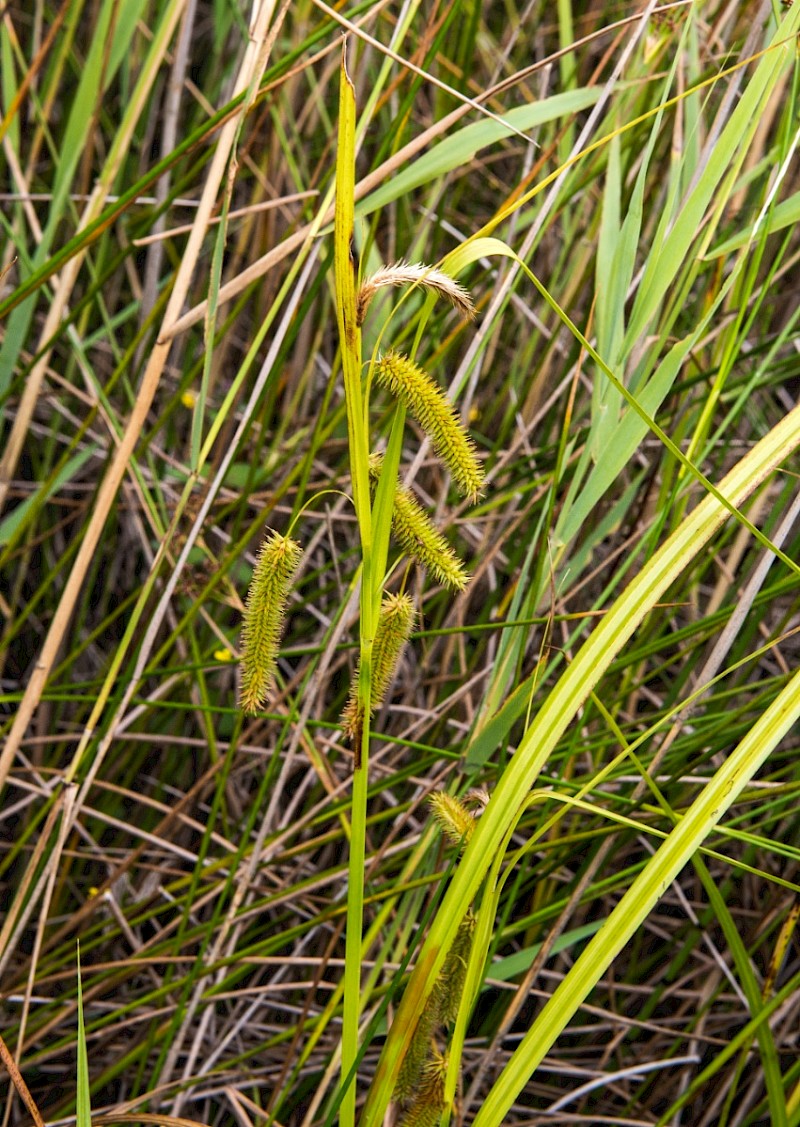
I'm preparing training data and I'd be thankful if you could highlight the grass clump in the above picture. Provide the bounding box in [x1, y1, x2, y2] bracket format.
[1, 3, 800, 1127]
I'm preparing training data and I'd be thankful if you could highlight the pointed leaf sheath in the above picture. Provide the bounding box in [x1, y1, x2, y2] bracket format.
[239, 531, 303, 714]
[376, 351, 485, 503]
[342, 591, 415, 738]
[369, 455, 469, 591]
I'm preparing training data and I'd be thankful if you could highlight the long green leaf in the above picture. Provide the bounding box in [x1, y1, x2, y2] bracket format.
[623, 5, 800, 349]
[76, 945, 91, 1127]
[474, 659, 800, 1125]
[0, 0, 148, 395]
[360, 397, 800, 1127]
[356, 88, 602, 217]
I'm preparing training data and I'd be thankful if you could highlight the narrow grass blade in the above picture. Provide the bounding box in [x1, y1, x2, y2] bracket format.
[357, 89, 601, 217]
[76, 945, 91, 1127]
[473, 666, 800, 1126]
[624, 4, 800, 349]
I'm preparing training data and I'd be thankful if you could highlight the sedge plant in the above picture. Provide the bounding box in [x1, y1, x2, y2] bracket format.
[239, 13, 800, 1125]
[238, 41, 487, 1127]
[5, 4, 800, 1124]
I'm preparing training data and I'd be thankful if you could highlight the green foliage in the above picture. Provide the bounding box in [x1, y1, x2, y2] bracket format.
[2, 3, 800, 1126]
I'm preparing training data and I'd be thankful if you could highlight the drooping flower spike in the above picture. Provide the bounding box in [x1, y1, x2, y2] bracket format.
[369, 454, 469, 591]
[342, 591, 415, 740]
[356, 261, 476, 327]
[376, 350, 485, 503]
[239, 531, 303, 714]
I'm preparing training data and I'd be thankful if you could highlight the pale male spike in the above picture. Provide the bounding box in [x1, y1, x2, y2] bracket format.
[356, 260, 476, 326]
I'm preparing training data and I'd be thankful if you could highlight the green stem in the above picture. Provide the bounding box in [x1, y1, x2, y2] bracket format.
[335, 43, 371, 1127]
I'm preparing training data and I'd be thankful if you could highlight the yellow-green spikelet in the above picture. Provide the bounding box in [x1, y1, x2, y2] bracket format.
[394, 1010, 437, 1103]
[342, 591, 415, 737]
[376, 351, 485, 502]
[430, 908, 476, 1027]
[398, 1051, 448, 1127]
[369, 454, 469, 591]
[239, 531, 303, 714]
[428, 791, 476, 849]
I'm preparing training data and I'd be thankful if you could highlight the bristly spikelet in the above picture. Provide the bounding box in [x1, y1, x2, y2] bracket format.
[341, 688, 358, 742]
[369, 454, 469, 591]
[376, 351, 485, 503]
[356, 261, 476, 326]
[430, 909, 476, 1027]
[394, 1010, 437, 1102]
[393, 486, 470, 591]
[428, 792, 476, 849]
[372, 591, 415, 702]
[239, 531, 303, 714]
[342, 591, 415, 738]
[398, 1051, 448, 1127]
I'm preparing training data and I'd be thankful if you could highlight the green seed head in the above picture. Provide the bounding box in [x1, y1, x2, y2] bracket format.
[342, 591, 415, 739]
[369, 453, 470, 591]
[392, 483, 469, 590]
[433, 909, 476, 1027]
[372, 591, 415, 702]
[239, 531, 303, 714]
[376, 351, 485, 503]
[394, 1012, 437, 1103]
[428, 791, 477, 849]
[398, 1050, 449, 1127]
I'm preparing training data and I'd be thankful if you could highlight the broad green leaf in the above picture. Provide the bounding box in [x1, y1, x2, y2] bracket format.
[356, 89, 602, 217]
[592, 21, 686, 457]
[465, 668, 538, 770]
[490, 921, 604, 980]
[556, 333, 694, 548]
[473, 659, 800, 1126]
[708, 187, 800, 258]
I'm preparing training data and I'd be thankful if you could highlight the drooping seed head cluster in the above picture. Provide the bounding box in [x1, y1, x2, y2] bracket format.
[241, 264, 484, 766]
[369, 454, 469, 591]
